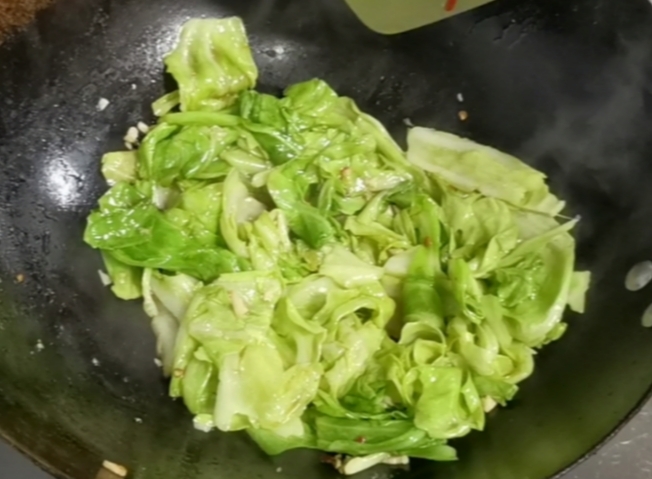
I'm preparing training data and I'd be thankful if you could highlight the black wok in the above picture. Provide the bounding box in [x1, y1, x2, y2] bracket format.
[2, 0, 652, 478]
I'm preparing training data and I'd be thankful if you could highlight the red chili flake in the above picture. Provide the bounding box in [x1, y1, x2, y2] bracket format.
[320, 454, 337, 465]
[355, 436, 367, 444]
[445, 0, 458, 12]
[423, 236, 433, 248]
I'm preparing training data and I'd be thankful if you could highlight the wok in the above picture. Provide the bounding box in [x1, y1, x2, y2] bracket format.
[2, 0, 652, 478]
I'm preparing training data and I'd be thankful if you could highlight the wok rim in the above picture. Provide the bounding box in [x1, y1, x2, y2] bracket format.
[2, 385, 651, 479]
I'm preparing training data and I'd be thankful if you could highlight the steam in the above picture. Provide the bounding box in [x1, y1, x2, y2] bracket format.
[521, 31, 652, 258]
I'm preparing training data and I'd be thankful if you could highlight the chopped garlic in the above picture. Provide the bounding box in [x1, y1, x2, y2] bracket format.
[339, 453, 389, 475]
[483, 397, 498, 413]
[642, 302, 652, 328]
[625, 261, 652, 291]
[97, 98, 110, 111]
[123, 126, 139, 144]
[137, 121, 150, 134]
[102, 460, 128, 478]
[193, 414, 215, 433]
[382, 456, 409, 466]
[98, 270, 112, 286]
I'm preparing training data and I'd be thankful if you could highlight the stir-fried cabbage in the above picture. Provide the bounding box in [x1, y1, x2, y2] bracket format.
[84, 17, 590, 473]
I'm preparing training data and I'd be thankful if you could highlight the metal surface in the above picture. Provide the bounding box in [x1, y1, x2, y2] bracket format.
[4, 399, 652, 478]
[2, 1, 652, 479]
[569, 400, 652, 479]
[1, 442, 50, 479]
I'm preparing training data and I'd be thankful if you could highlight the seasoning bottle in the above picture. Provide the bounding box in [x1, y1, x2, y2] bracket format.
[344, 0, 496, 34]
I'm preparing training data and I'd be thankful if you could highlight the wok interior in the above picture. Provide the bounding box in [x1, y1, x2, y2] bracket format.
[2, 0, 652, 478]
